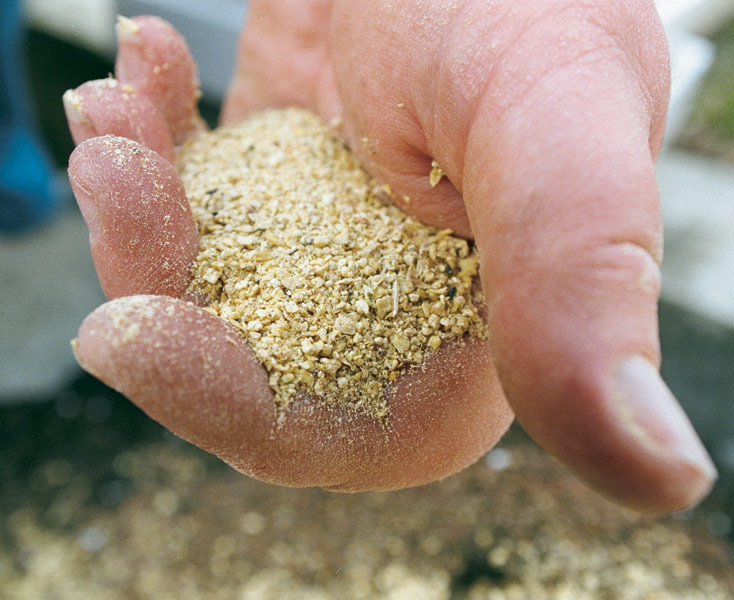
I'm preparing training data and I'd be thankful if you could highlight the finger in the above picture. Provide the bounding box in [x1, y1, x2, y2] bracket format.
[460, 17, 716, 511]
[73, 295, 513, 490]
[220, 0, 341, 126]
[63, 78, 175, 162]
[68, 135, 198, 299]
[115, 15, 205, 144]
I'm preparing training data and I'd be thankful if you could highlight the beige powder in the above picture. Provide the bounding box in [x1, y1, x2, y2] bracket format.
[179, 108, 486, 419]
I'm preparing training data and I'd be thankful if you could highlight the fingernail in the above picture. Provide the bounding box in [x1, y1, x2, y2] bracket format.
[115, 15, 142, 43]
[63, 88, 99, 147]
[62, 89, 88, 124]
[615, 355, 718, 483]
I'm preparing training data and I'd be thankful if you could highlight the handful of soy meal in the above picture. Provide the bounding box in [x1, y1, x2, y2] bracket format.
[179, 108, 487, 420]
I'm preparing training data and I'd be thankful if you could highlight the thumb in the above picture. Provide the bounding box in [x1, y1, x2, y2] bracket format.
[462, 30, 716, 512]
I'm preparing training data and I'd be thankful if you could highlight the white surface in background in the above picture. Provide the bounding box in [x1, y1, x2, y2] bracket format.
[0, 209, 105, 401]
[656, 0, 734, 34]
[658, 151, 734, 327]
[664, 31, 715, 145]
[22, 0, 116, 55]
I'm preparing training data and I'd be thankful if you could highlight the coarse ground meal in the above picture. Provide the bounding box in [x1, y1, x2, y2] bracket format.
[2, 424, 732, 600]
[179, 108, 487, 420]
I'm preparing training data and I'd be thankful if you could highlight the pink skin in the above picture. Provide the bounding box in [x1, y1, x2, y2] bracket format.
[68, 136, 197, 299]
[63, 78, 175, 162]
[67, 3, 716, 512]
[114, 15, 205, 144]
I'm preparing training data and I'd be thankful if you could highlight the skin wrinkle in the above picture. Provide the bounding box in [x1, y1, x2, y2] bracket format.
[66, 172, 100, 240]
[429, 0, 531, 177]
[463, 67, 663, 274]
[327, 3, 474, 234]
[482, 229, 663, 347]
[364, 0, 664, 252]
[587, 2, 669, 107]
[463, 23, 628, 188]
[577, 1, 671, 154]
[434, 1, 592, 155]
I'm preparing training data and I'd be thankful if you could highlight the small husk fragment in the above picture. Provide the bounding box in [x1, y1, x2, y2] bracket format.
[429, 160, 445, 188]
[179, 108, 486, 420]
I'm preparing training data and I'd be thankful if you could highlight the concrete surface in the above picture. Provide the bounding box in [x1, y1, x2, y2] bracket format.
[0, 198, 104, 401]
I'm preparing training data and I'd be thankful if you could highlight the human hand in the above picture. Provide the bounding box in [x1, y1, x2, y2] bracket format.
[64, 12, 513, 494]
[65, 1, 716, 513]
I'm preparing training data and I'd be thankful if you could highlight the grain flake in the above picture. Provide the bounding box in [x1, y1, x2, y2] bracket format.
[180, 108, 487, 420]
[429, 160, 445, 188]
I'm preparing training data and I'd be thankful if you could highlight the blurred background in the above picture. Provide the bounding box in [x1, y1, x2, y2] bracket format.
[1, 0, 733, 597]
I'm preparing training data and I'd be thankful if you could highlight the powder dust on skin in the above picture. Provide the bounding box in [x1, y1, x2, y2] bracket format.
[178, 108, 487, 420]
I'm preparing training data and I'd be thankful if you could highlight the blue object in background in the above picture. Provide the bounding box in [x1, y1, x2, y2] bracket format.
[0, 0, 58, 233]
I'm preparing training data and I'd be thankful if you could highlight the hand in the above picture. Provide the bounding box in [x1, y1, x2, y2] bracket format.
[64, 1, 716, 512]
